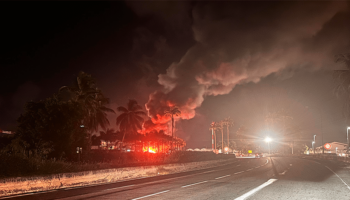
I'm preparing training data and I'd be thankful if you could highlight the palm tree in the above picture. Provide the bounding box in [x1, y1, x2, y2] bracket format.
[116, 100, 147, 149]
[84, 94, 115, 132]
[59, 71, 115, 147]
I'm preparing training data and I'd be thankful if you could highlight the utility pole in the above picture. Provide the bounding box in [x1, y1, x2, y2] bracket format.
[212, 127, 214, 150]
[321, 113, 324, 154]
[214, 130, 217, 154]
[347, 127, 349, 154]
[227, 123, 229, 150]
[221, 122, 224, 153]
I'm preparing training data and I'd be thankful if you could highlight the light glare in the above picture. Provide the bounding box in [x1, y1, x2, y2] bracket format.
[265, 137, 272, 143]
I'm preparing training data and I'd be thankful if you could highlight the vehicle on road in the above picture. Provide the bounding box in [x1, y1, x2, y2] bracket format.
[255, 153, 263, 158]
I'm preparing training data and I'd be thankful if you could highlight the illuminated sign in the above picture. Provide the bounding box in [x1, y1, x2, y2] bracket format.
[248, 150, 252, 153]
[324, 143, 332, 150]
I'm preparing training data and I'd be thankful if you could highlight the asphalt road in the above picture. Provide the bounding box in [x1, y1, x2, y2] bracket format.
[3, 156, 350, 200]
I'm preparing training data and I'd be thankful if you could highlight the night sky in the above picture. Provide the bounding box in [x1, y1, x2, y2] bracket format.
[1, 2, 350, 148]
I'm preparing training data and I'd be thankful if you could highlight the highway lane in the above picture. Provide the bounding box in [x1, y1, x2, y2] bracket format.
[256, 157, 350, 200]
[3, 156, 350, 200]
[2, 158, 270, 200]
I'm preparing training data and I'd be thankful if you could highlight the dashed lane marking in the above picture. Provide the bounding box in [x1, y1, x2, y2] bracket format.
[104, 185, 135, 191]
[131, 190, 170, 200]
[234, 171, 245, 175]
[215, 175, 231, 180]
[234, 179, 278, 200]
[181, 181, 208, 188]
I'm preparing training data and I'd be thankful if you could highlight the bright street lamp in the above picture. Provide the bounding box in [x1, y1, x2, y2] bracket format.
[265, 137, 272, 154]
[312, 141, 315, 154]
[265, 137, 272, 143]
[224, 147, 229, 154]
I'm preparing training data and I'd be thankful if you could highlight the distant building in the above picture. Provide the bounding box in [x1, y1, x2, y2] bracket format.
[0, 130, 15, 136]
[314, 142, 348, 156]
[186, 148, 218, 152]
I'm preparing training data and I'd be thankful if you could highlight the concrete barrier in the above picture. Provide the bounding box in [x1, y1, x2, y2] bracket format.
[0, 158, 236, 197]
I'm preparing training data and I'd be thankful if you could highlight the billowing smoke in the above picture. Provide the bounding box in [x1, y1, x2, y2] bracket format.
[136, 2, 350, 133]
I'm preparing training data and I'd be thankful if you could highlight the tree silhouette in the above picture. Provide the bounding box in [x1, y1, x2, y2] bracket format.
[116, 100, 146, 149]
[59, 71, 115, 147]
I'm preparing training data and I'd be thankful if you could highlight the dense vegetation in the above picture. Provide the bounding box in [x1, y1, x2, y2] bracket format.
[0, 72, 185, 171]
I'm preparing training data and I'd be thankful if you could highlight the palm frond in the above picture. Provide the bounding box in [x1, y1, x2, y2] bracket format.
[117, 106, 128, 113]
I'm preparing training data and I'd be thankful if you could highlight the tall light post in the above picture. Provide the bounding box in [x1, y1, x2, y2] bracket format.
[347, 127, 350, 154]
[265, 137, 272, 154]
[312, 141, 315, 154]
[313, 135, 316, 154]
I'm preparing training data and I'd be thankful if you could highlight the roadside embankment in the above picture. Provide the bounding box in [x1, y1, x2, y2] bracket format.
[0, 152, 236, 197]
[305, 154, 350, 163]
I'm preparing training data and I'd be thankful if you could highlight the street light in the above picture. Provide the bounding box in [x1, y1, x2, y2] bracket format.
[265, 137, 272, 154]
[224, 147, 229, 154]
[312, 141, 315, 154]
[347, 127, 350, 154]
[313, 135, 316, 154]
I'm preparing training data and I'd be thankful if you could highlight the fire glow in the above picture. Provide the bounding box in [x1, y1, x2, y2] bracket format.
[143, 146, 157, 153]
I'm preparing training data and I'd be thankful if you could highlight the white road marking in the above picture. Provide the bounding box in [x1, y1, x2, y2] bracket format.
[131, 190, 170, 200]
[181, 181, 208, 188]
[234, 179, 278, 200]
[246, 169, 253, 171]
[0, 160, 241, 199]
[104, 185, 135, 191]
[215, 175, 231, 179]
[234, 171, 244, 175]
[255, 166, 260, 169]
[325, 166, 350, 190]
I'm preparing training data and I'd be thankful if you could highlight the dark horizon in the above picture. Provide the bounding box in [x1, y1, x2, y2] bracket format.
[1, 1, 350, 148]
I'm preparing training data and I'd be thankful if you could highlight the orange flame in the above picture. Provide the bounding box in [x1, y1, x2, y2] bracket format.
[143, 146, 158, 153]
